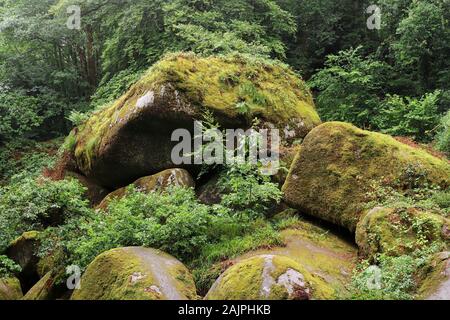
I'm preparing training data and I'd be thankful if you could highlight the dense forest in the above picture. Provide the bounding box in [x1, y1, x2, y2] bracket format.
[0, 0, 449, 301]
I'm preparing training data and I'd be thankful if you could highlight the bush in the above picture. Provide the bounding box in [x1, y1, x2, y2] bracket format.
[375, 91, 441, 142]
[0, 177, 90, 253]
[435, 110, 450, 154]
[0, 255, 21, 277]
[309, 47, 389, 129]
[217, 162, 283, 219]
[56, 187, 212, 268]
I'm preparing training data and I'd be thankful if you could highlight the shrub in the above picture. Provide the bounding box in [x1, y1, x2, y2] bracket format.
[0, 177, 90, 252]
[435, 110, 450, 154]
[0, 255, 21, 277]
[375, 91, 441, 142]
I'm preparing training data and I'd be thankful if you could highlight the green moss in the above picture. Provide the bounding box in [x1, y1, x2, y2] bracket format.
[283, 122, 450, 231]
[0, 277, 23, 300]
[9, 231, 40, 248]
[69, 53, 321, 174]
[205, 254, 335, 300]
[356, 207, 449, 260]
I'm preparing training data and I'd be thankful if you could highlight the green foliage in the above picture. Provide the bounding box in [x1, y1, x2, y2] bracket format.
[0, 177, 90, 253]
[375, 91, 441, 142]
[0, 90, 43, 140]
[0, 139, 58, 184]
[217, 162, 283, 219]
[309, 47, 389, 130]
[0, 255, 22, 277]
[351, 245, 441, 300]
[435, 110, 450, 154]
[91, 68, 144, 108]
[310, 46, 447, 143]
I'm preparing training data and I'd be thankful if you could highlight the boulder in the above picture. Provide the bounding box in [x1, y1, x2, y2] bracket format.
[65, 53, 321, 188]
[71, 247, 197, 300]
[282, 122, 450, 231]
[205, 254, 334, 300]
[202, 211, 358, 298]
[417, 252, 450, 300]
[196, 173, 223, 205]
[97, 168, 194, 210]
[6, 231, 40, 291]
[0, 277, 23, 300]
[356, 207, 449, 260]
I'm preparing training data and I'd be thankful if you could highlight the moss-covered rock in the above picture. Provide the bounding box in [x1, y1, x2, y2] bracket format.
[71, 247, 197, 300]
[0, 277, 23, 300]
[66, 53, 321, 188]
[205, 254, 335, 300]
[6, 231, 41, 292]
[417, 252, 450, 300]
[356, 207, 450, 260]
[229, 213, 357, 298]
[97, 168, 194, 210]
[282, 122, 450, 231]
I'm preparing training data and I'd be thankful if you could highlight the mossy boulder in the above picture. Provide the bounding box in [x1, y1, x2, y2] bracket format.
[0, 277, 23, 300]
[97, 168, 194, 210]
[6, 231, 41, 291]
[67, 53, 321, 188]
[71, 247, 197, 300]
[356, 207, 450, 260]
[282, 122, 450, 231]
[417, 252, 450, 300]
[205, 254, 335, 300]
[228, 213, 357, 298]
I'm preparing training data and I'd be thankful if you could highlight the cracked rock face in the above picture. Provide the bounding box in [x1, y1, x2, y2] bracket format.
[205, 254, 334, 300]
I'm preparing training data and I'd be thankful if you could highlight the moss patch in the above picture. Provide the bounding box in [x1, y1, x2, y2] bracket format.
[0, 277, 23, 300]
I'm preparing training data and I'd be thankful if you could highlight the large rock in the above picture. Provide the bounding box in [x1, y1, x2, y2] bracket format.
[417, 252, 450, 300]
[71, 247, 197, 300]
[66, 53, 321, 188]
[282, 122, 450, 231]
[205, 254, 335, 300]
[0, 277, 23, 300]
[6, 231, 40, 291]
[356, 207, 449, 260]
[201, 211, 357, 298]
[97, 168, 194, 210]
